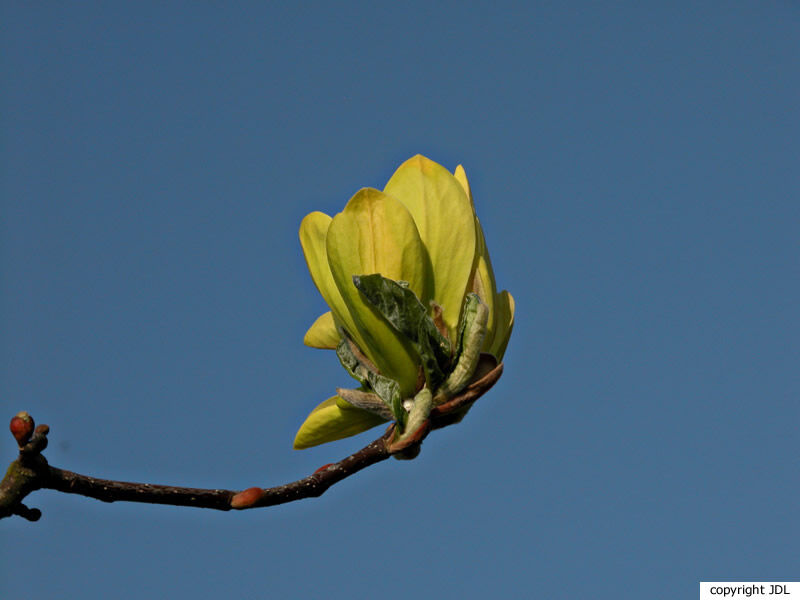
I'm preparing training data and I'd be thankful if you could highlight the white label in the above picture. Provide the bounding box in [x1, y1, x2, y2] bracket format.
[700, 583, 800, 600]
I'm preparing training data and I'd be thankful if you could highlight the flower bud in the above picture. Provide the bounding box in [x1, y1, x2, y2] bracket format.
[9, 411, 35, 447]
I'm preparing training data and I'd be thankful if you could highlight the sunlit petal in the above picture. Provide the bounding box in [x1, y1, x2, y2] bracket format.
[326, 187, 431, 396]
[299, 211, 362, 349]
[303, 311, 340, 349]
[453, 164, 474, 209]
[384, 155, 477, 337]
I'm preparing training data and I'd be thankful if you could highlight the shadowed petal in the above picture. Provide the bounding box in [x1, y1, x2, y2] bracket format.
[490, 290, 515, 361]
[455, 164, 499, 351]
[472, 225, 499, 352]
[293, 396, 387, 449]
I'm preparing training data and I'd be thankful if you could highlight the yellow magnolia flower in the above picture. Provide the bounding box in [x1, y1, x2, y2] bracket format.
[294, 155, 514, 449]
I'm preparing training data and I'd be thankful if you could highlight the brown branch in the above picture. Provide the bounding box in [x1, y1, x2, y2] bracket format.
[0, 359, 502, 521]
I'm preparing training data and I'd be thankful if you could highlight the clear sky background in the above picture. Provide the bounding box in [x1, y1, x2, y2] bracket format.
[2, 3, 798, 598]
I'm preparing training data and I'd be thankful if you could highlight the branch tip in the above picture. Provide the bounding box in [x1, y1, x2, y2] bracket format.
[9, 412, 35, 447]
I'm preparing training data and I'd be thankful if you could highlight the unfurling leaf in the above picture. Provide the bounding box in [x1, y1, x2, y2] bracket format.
[353, 274, 451, 390]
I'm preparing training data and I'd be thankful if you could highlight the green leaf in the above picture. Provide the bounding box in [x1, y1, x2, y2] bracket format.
[293, 396, 388, 450]
[436, 293, 488, 400]
[401, 386, 433, 442]
[336, 336, 406, 425]
[336, 387, 394, 420]
[335, 335, 372, 385]
[353, 273, 451, 390]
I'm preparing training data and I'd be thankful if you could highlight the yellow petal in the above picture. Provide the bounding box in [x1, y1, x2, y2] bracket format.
[326, 188, 431, 396]
[293, 396, 387, 449]
[473, 256, 496, 352]
[303, 311, 340, 349]
[472, 222, 499, 351]
[453, 164, 474, 209]
[489, 290, 515, 361]
[384, 155, 477, 337]
[299, 211, 363, 350]
[455, 165, 502, 353]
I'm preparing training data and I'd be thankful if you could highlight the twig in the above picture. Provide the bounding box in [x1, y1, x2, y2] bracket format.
[0, 360, 502, 521]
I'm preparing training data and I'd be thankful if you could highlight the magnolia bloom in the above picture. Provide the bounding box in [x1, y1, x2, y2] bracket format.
[294, 155, 514, 449]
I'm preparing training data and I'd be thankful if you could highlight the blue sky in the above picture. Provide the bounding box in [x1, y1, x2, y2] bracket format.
[2, 2, 798, 598]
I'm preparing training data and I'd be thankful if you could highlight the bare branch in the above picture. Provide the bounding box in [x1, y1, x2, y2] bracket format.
[0, 360, 502, 521]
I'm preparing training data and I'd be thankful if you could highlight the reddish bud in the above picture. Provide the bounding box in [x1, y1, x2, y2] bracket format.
[231, 487, 264, 509]
[313, 463, 334, 475]
[10, 411, 35, 446]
